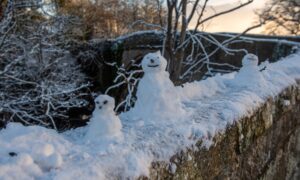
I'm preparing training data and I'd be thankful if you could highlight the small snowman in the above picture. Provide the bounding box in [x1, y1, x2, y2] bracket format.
[130, 51, 185, 121]
[85, 95, 123, 144]
[232, 53, 267, 89]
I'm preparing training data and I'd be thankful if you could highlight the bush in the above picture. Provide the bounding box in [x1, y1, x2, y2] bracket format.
[0, 7, 90, 130]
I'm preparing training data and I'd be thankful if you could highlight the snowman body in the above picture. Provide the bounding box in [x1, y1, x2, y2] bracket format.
[132, 51, 185, 121]
[85, 95, 122, 143]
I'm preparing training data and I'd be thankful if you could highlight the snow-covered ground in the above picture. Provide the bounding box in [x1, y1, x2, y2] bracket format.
[1, 52, 300, 180]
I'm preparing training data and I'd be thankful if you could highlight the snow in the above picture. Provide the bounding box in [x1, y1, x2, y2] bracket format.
[0, 123, 68, 180]
[0, 153, 43, 180]
[217, 33, 300, 46]
[0, 52, 300, 179]
[115, 30, 163, 42]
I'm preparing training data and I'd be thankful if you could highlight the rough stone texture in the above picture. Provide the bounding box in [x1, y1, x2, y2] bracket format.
[141, 81, 300, 180]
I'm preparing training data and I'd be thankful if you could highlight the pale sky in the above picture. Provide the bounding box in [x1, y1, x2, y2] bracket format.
[190, 0, 269, 34]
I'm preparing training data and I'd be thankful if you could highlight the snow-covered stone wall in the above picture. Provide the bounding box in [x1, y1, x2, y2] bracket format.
[142, 81, 300, 180]
[1, 52, 299, 180]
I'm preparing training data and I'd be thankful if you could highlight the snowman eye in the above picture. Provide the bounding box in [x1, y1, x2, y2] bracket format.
[95, 101, 99, 104]
[103, 100, 108, 105]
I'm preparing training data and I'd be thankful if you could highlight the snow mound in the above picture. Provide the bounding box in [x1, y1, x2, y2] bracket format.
[177, 73, 228, 101]
[0, 52, 300, 179]
[0, 123, 66, 179]
[0, 153, 43, 180]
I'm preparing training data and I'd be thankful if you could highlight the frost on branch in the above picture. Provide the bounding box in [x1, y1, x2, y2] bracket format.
[105, 58, 143, 113]
[0, 4, 90, 130]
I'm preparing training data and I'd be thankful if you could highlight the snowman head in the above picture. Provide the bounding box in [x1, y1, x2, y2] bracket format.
[242, 54, 259, 67]
[94, 95, 115, 112]
[141, 51, 167, 73]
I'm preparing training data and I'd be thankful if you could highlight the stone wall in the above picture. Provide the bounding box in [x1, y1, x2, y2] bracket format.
[140, 81, 300, 180]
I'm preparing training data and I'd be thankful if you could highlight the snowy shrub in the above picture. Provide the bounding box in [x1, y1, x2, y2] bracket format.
[105, 61, 143, 112]
[0, 4, 90, 130]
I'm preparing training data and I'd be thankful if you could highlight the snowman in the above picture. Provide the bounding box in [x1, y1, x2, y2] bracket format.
[130, 51, 185, 121]
[232, 53, 267, 89]
[85, 95, 123, 144]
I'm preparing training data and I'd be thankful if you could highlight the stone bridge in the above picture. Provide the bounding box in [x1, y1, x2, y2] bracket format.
[141, 81, 300, 180]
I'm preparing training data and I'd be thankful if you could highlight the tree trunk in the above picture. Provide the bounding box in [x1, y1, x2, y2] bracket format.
[163, 0, 175, 75]
[164, 0, 188, 84]
[173, 0, 187, 84]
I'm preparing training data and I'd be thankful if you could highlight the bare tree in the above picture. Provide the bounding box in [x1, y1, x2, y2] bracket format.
[162, 0, 262, 83]
[107, 0, 263, 111]
[258, 0, 300, 35]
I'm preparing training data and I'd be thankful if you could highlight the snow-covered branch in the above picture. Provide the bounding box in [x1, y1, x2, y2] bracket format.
[163, 0, 258, 82]
[0, 6, 91, 130]
[105, 61, 143, 112]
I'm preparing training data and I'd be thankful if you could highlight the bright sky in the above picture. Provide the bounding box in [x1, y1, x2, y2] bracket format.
[191, 0, 269, 34]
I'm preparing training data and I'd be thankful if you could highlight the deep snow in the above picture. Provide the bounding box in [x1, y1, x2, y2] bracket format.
[1, 52, 300, 179]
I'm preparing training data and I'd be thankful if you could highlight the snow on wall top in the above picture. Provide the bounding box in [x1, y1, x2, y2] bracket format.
[115, 30, 164, 42]
[1, 52, 300, 180]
